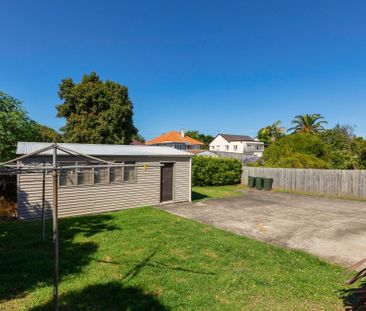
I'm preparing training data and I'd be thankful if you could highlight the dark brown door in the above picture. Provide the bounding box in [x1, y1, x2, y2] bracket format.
[161, 163, 174, 202]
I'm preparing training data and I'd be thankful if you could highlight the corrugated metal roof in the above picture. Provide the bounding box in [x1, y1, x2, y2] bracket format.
[17, 142, 192, 157]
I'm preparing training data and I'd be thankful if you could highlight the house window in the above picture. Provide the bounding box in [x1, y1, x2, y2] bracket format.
[233, 145, 238, 151]
[59, 169, 77, 186]
[168, 143, 186, 150]
[216, 145, 220, 150]
[110, 163, 123, 183]
[77, 168, 93, 185]
[94, 167, 109, 184]
[211, 146, 214, 150]
[59, 162, 93, 186]
[124, 161, 136, 182]
[225, 145, 229, 150]
[59, 161, 137, 187]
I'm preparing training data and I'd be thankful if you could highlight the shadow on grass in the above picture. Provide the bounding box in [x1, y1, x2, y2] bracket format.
[0, 213, 118, 301]
[97, 243, 215, 282]
[121, 243, 215, 281]
[340, 280, 366, 310]
[191, 191, 209, 202]
[29, 281, 169, 311]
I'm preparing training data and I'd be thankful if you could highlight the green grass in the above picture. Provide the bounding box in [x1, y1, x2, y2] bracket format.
[0, 207, 354, 310]
[192, 184, 245, 201]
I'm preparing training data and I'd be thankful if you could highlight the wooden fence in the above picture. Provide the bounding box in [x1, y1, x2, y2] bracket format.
[242, 167, 366, 199]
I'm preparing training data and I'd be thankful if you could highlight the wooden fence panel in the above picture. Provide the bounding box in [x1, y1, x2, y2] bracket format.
[242, 167, 366, 199]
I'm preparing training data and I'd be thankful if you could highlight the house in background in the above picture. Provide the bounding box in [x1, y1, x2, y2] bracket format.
[146, 129, 204, 153]
[209, 134, 265, 158]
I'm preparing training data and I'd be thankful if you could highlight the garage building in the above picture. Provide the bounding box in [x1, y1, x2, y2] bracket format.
[16, 142, 192, 220]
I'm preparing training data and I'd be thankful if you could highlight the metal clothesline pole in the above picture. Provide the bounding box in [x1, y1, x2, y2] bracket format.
[52, 146, 59, 311]
[0, 144, 56, 166]
[41, 162, 46, 241]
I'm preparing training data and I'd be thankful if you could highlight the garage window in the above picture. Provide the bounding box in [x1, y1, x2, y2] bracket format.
[59, 168, 77, 186]
[110, 163, 123, 183]
[59, 161, 137, 187]
[94, 167, 109, 184]
[124, 161, 136, 182]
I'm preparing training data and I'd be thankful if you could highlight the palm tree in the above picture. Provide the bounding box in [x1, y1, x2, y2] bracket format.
[288, 114, 327, 135]
[257, 120, 286, 143]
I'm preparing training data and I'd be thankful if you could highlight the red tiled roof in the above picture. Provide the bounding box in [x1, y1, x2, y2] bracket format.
[146, 131, 204, 145]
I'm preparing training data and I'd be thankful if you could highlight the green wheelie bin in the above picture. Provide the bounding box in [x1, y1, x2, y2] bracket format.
[248, 176, 256, 188]
[255, 177, 263, 190]
[263, 178, 274, 191]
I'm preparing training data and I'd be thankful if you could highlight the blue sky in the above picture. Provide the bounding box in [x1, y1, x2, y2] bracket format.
[1, 0, 366, 139]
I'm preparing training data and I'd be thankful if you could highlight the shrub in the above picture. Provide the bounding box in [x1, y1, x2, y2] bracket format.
[0, 196, 16, 219]
[192, 156, 242, 187]
[261, 133, 331, 168]
[266, 153, 329, 169]
[328, 150, 358, 169]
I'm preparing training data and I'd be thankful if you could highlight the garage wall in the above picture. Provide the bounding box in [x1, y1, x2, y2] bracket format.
[17, 156, 191, 220]
[174, 158, 191, 203]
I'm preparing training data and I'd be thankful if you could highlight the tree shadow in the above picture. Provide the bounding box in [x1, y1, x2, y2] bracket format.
[97, 242, 215, 282]
[191, 191, 209, 202]
[0, 211, 119, 301]
[29, 281, 169, 311]
[340, 280, 366, 310]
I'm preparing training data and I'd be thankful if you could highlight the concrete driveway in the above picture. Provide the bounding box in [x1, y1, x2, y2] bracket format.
[158, 190, 366, 267]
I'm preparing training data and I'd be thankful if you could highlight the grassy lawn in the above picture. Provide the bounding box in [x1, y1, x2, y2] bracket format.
[192, 184, 245, 201]
[0, 207, 353, 310]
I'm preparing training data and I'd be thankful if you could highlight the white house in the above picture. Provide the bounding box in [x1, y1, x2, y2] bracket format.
[209, 134, 264, 158]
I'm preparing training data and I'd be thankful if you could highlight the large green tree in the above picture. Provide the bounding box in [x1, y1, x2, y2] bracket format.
[56, 72, 137, 144]
[257, 120, 286, 143]
[33, 124, 63, 143]
[0, 92, 37, 161]
[319, 124, 355, 151]
[261, 133, 331, 169]
[351, 136, 366, 169]
[319, 124, 359, 169]
[288, 114, 327, 135]
[0, 92, 62, 161]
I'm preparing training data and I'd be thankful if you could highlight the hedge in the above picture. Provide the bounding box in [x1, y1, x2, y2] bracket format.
[192, 156, 242, 187]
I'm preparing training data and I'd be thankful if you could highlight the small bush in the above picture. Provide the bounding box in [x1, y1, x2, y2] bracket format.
[0, 196, 16, 219]
[267, 153, 330, 169]
[192, 156, 242, 186]
[261, 133, 332, 169]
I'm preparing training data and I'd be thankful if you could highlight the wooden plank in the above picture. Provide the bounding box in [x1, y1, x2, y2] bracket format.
[242, 166, 366, 199]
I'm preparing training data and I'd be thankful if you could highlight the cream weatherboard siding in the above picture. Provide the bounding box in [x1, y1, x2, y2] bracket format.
[17, 156, 191, 220]
[173, 159, 191, 203]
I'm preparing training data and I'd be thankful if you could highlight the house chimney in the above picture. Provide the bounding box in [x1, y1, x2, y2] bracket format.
[180, 128, 185, 137]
